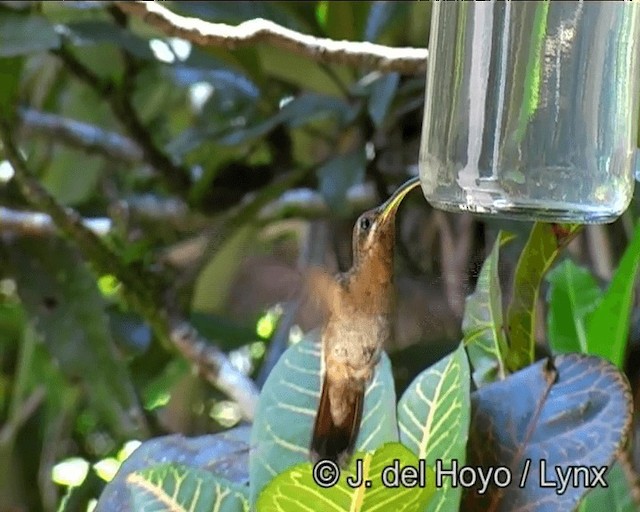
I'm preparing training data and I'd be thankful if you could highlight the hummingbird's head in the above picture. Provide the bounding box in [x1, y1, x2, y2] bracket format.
[352, 177, 421, 263]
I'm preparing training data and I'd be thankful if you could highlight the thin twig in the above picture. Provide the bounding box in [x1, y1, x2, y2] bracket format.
[0, 122, 259, 420]
[115, 1, 428, 75]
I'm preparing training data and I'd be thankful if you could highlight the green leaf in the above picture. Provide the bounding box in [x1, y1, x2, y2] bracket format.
[257, 442, 436, 512]
[317, 148, 366, 217]
[0, 9, 60, 57]
[585, 221, 640, 367]
[464, 354, 633, 510]
[127, 463, 249, 512]
[256, 45, 351, 96]
[5, 237, 145, 438]
[397, 343, 471, 512]
[546, 260, 602, 354]
[42, 147, 103, 205]
[579, 461, 639, 512]
[322, 2, 368, 41]
[282, 92, 355, 128]
[63, 21, 155, 60]
[249, 336, 398, 506]
[192, 224, 258, 314]
[0, 56, 22, 116]
[506, 223, 582, 371]
[462, 231, 513, 387]
[364, 2, 408, 43]
[367, 73, 400, 127]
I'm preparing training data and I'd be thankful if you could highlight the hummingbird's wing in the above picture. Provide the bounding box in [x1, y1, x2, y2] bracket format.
[303, 266, 343, 319]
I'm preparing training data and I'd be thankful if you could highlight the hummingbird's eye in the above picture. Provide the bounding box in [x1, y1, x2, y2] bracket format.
[359, 216, 372, 231]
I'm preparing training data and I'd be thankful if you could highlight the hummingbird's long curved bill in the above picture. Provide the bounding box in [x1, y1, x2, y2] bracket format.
[377, 176, 421, 223]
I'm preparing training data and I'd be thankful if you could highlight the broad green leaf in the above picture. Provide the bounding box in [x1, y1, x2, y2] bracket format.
[97, 426, 251, 511]
[546, 260, 602, 354]
[192, 224, 258, 314]
[585, 221, 640, 367]
[0, 9, 60, 57]
[4, 237, 145, 438]
[397, 343, 471, 512]
[42, 147, 103, 205]
[127, 463, 249, 512]
[249, 336, 398, 505]
[579, 461, 639, 512]
[367, 73, 400, 127]
[317, 148, 366, 217]
[257, 442, 436, 512]
[462, 231, 514, 387]
[257, 45, 351, 96]
[464, 354, 632, 510]
[506, 223, 582, 371]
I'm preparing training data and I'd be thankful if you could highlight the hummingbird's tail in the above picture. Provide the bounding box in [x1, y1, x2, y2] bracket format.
[310, 376, 364, 466]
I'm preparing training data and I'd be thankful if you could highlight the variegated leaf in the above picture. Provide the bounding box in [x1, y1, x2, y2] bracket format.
[397, 343, 471, 512]
[126, 463, 249, 512]
[257, 442, 436, 512]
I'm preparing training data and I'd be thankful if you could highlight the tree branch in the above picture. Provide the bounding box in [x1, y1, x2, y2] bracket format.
[18, 107, 143, 164]
[0, 206, 112, 236]
[0, 122, 259, 420]
[115, 1, 429, 75]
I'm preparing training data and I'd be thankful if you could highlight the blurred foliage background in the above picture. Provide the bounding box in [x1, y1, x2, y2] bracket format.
[0, 2, 639, 511]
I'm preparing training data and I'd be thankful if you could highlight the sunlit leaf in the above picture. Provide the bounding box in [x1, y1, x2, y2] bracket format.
[506, 223, 582, 371]
[464, 354, 633, 510]
[397, 343, 470, 512]
[249, 335, 398, 506]
[257, 443, 436, 512]
[127, 463, 249, 512]
[585, 221, 640, 367]
[546, 260, 602, 354]
[462, 231, 513, 387]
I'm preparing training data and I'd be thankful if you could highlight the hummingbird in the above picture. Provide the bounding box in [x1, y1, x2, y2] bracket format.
[309, 176, 421, 465]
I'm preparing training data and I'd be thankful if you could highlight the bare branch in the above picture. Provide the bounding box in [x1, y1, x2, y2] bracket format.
[0, 206, 112, 236]
[115, 1, 429, 75]
[18, 107, 143, 164]
[0, 122, 259, 420]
